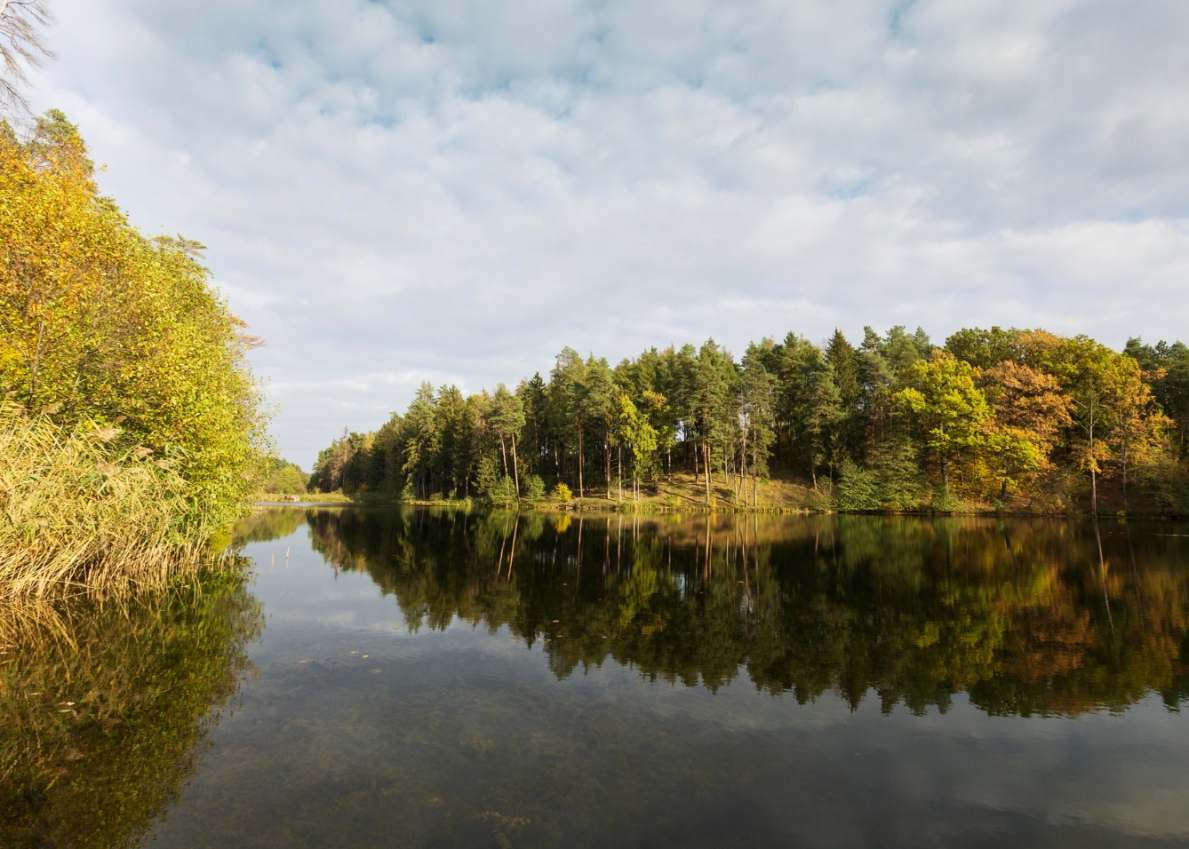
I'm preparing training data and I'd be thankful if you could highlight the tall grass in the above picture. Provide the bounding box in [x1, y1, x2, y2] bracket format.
[0, 403, 216, 599]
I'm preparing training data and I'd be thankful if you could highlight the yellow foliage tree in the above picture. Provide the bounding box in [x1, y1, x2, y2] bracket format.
[980, 360, 1073, 501]
[0, 112, 268, 530]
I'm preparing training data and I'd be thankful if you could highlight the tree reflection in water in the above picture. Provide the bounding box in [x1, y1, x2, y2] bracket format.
[0, 568, 263, 848]
[304, 508, 1189, 717]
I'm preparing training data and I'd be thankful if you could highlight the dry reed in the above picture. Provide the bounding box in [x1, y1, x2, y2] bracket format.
[0, 403, 216, 599]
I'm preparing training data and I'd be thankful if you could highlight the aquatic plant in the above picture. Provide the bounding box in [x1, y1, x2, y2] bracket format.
[0, 403, 218, 598]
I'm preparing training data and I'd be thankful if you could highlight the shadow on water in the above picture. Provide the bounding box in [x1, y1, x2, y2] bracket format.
[299, 508, 1189, 718]
[0, 567, 263, 848]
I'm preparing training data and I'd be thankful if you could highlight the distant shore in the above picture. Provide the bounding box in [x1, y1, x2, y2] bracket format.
[256, 472, 1186, 519]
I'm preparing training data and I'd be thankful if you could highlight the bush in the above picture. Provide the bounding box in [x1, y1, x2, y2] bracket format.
[836, 443, 931, 513]
[930, 487, 964, 513]
[524, 475, 546, 505]
[554, 482, 573, 504]
[256, 458, 307, 495]
[837, 460, 880, 511]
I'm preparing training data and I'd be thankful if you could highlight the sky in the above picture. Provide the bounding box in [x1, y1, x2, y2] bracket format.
[26, 0, 1189, 468]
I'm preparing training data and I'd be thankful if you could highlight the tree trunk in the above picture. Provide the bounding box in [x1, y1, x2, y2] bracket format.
[740, 426, 748, 501]
[1089, 399, 1098, 515]
[703, 437, 711, 504]
[26, 319, 45, 409]
[604, 425, 612, 500]
[498, 432, 508, 477]
[617, 443, 623, 503]
[506, 515, 519, 579]
[1121, 440, 1129, 513]
[577, 422, 585, 498]
[511, 432, 520, 499]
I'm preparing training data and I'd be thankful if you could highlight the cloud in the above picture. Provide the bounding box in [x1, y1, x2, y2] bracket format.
[28, 0, 1189, 465]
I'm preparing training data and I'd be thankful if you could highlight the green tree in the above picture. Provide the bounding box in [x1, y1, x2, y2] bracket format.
[1126, 338, 1189, 459]
[895, 351, 991, 493]
[436, 385, 474, 498]
[945, 326, 1022, 369]
[804, 364, 843, 490]
[690, 340, 736, 503]
[584, 356, 619, 499]
[549, 348, 588, 497]
[739, 343, 777, 506]
[401, 383, 440, 500]
[825, 328, 863, 460]
[618, 393, 658, 501]
[518, 373, 548, 476]
[487, 383, 526, 498]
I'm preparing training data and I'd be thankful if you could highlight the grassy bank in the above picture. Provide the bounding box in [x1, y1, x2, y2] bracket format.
[0, 406, 220, 599]
[305, 469, 1187, 517]
[254, 491, 353, 504]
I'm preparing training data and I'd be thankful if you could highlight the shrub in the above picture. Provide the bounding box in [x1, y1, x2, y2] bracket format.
[256, 459, 307, 495]
[524, 475, 546, 505]
[837, 460, 880, 511]
[554, 482, 573, 503]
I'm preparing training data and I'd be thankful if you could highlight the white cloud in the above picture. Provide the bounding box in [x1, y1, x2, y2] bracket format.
[27, 0, 1189, 465]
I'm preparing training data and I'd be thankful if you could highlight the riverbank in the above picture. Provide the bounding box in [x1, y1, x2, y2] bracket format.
[294, 471, 1187, 518]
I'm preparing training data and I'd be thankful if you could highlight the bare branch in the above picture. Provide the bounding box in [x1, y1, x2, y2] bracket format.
[0, 0, 54, 121]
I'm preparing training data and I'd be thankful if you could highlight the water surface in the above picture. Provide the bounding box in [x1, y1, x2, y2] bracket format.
[5, 509, 1189, 847]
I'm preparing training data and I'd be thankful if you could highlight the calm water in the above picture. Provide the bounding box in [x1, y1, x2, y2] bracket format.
[5, 509, 1189, 848]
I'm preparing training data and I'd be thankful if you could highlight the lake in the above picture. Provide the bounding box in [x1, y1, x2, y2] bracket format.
[4, 508, 1189, 848]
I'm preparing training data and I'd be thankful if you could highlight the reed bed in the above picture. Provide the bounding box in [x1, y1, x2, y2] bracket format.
[0, 404, 215, 599]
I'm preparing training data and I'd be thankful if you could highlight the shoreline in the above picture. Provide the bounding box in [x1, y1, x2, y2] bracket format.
[253, 499, 1189, 520]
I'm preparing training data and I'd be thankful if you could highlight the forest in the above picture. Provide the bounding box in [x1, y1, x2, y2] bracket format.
[311, 327, 1189, 515]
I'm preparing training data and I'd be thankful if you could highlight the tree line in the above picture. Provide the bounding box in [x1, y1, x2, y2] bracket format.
[311, 326, 1189, 513]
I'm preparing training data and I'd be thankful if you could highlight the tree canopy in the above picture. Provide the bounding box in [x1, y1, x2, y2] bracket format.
[313, 323, 1185, 515]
